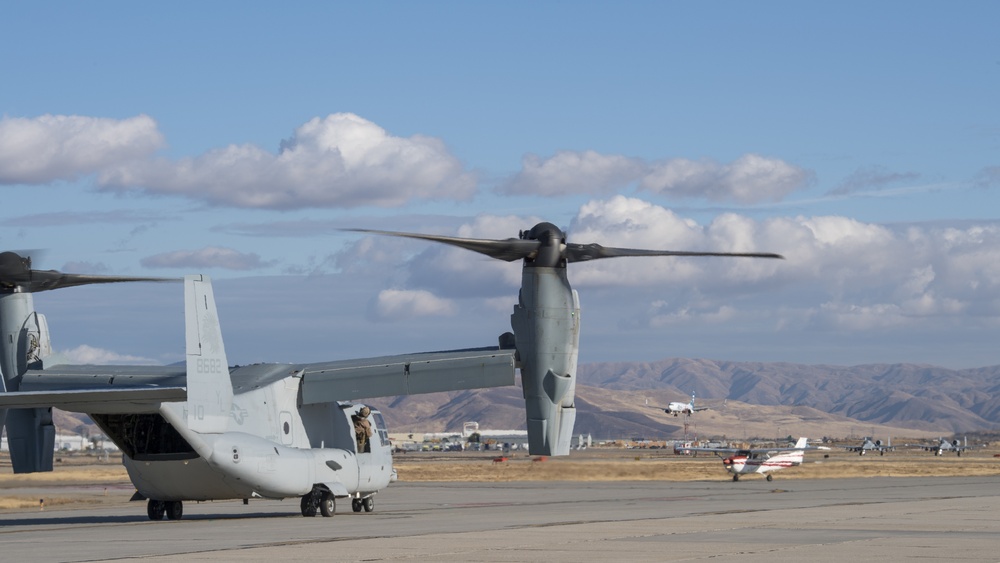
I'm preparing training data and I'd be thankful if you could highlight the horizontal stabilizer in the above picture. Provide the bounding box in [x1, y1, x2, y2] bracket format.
[299, 348, 516, 404]
[0, 387, 186, 413]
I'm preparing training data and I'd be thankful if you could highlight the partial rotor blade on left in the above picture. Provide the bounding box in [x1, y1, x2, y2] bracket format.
[22, 272, 178, 292]
[564, 243, 784, 263]
[345, 228, 541, 262]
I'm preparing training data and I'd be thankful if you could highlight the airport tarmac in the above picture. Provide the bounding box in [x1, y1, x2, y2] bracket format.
[1, 476, 998, 562]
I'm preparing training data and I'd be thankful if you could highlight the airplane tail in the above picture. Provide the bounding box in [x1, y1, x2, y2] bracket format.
[793, 437, 808, 449]
[184, 275, 233, 434]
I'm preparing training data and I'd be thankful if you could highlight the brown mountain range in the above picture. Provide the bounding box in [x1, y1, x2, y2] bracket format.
[374, 359, 1000, 440]
[48, 359, 998, 443]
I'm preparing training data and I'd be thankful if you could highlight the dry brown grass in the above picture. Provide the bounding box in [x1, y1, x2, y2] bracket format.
[393, 448, 1000, 482]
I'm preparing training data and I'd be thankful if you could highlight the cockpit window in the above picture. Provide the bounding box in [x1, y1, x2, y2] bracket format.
[371, 411, 389, 445]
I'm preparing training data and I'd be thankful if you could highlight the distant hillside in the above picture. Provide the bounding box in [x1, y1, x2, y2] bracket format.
[577, 359, 1000, 433]
[376, 385, 940, 442]
[43, 359, 997, 443]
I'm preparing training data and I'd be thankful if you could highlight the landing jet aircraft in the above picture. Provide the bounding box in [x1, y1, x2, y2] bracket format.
[646, 393, 711, 416]
[844, 436, 893, 456]
[0, 225, 781, 519]
[685, 437, 827, 481]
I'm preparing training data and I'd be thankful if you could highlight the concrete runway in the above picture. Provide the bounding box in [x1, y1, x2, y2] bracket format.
[1, 476, 998, 562]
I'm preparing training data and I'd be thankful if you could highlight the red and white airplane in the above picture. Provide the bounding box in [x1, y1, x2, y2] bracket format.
[687, 437, 827, 481]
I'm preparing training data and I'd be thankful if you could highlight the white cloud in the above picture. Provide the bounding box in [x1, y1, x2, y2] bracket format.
[59, 344, 159, 365]
[372, 289, 457, 320]
[0, 114, 163, 184]
[499, 150, 644, 196]
[640, 154, 812, 203]
[98, 113, 476, 209]
[141, 247, 273, 270]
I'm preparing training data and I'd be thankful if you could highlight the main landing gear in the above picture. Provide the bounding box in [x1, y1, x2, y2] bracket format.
[300, 487, 336, 517]
[352, 496, 375, 513]
[147, 499, 183, 520]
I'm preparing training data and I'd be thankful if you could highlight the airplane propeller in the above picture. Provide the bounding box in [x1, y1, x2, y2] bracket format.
[347, 221, 784, 267]
[348, 221, 783, 456]
[0, 251, 176, 293]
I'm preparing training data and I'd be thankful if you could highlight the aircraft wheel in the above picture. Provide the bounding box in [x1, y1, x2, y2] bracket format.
[363, 496, 375, 512]
[352, 499, 363, 512]
[766, 474, 773, 482]
[165, 500, 183, 520]
[319, 492, 335, 517]
[147, 499, 166, 521]
[957, 451, 962, 457]
[300, 493, 318, 517]
[732, 474, 739, 482]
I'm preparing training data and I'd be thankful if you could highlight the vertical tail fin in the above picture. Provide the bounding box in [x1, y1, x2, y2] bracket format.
[185, 275, 233, 434]
[794, 437, 808, 449]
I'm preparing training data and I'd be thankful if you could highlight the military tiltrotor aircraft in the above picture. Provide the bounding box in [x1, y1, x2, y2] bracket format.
[0, 225, 781, 520]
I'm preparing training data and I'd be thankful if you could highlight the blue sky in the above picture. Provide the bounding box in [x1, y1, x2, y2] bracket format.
[1, 2, 999, 369]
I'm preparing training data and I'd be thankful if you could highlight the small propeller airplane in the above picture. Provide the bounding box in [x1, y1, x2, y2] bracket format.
[917, 437, 971, 456]
[0, 224, 782, 520]
[646, 392, 711, 417]
[685, 437, 828, 481]
[844, 436, 893, 456]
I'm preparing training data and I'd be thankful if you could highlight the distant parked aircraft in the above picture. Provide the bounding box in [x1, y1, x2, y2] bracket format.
[845, 437, 893, 456]
[918, 437, 971, 456]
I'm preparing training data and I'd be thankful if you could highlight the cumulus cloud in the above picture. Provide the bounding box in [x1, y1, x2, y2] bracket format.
[59, 344, 159, 365]
[372, 289, 457, 320]
[98, 113, 476, 209]
[141, 247, 273, 270]
[639, 154, 812, 203]
[827, 165, 921, 196]
[499, 150, 644, 196]
[0, 114, 163, 184]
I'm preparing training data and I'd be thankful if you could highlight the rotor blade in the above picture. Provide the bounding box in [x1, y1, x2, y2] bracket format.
[345, 228, 541, 262]
[564, 243, 784, 263]
[18, 271, 177, 293]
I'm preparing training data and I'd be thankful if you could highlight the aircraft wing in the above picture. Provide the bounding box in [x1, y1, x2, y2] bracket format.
[297, 346, 517, 404]
[0, 365, 187, 413]
[682, 446, 740, 454]
[692, 406, 710, 412]
[685, 444, 828, 455]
